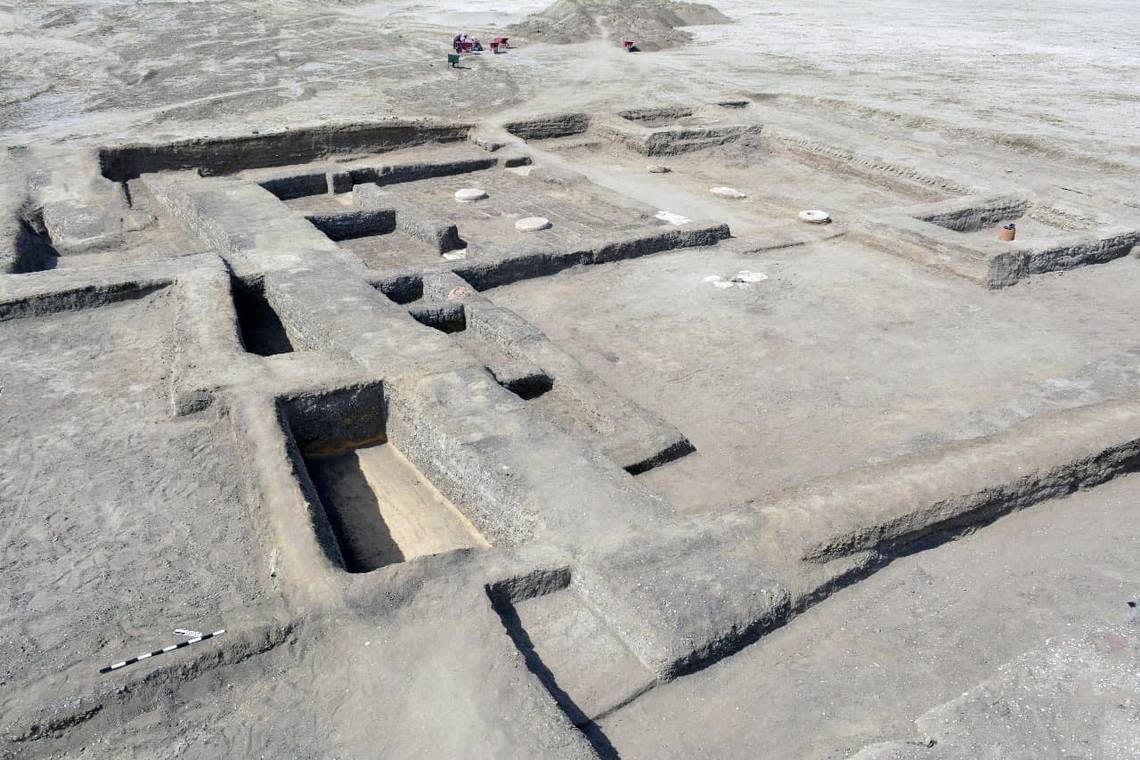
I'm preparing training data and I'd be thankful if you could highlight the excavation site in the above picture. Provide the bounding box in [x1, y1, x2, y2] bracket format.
[2, 1, 1139, 758]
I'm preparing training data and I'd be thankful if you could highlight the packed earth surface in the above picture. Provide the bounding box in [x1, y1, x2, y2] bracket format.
[2, 1, 1140, 758]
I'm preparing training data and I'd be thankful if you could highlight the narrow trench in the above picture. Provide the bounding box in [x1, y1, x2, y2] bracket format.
[299, 438, 491, 574]
[304, 443, 405, 573]
[15, 211, 60, 273]
[284, 384, 492, 576]
[408, 301, 467, 333]
[374, 277, 423, 305]
[488, 593, 623, 759]
[404, 303, 554, 397]
[623, 438, 696, 476]
[232, 279, 295, 356]
[306, 208, 396, 242]
[501, 373, 554, 400]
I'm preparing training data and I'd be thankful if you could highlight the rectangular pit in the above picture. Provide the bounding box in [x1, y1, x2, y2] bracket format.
[617, 107, 696, 127]
[861, 195, 1140, 287]
[8, 212, 60, 273]
[304, 440, 487, 572]
[249, 154, 499, 201]
[407, 301, 467, 333]
[232, 280, 294, 356]
[306, 209, 397, 242]
[535, 122, 953, 236]
[284, 385, 488, 573]
[919, 198, 1030, 233]
[280, 161, 673, 273]
[505, 113, 591, 141]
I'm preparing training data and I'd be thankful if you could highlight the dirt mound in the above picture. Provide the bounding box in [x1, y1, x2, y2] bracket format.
[507, 0, 731, 51]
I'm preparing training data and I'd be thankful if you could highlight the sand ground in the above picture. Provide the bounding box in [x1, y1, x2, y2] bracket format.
[2, 2, 1139, 758]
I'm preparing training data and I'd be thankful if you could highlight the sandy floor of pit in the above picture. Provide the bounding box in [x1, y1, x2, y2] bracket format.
[306, 442, 487, 571]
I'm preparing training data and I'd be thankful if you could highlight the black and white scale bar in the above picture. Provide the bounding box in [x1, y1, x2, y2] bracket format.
[99, 630, 225, 674]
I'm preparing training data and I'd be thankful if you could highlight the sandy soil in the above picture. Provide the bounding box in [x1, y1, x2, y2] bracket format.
[600, 472, 1140, 758]
[0, 294, 274, 702]
[3, 2, 1139, 758]
[2, 0, 1137, 167]
[488, 241, 1140, 508]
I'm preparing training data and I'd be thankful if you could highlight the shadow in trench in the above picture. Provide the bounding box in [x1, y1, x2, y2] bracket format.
[490, 597, 622, 759]
[305, 450, 405, 572]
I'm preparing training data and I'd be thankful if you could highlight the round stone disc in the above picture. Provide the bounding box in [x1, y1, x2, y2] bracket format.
[454, 188, 488, 203]
[710, 186, 747, 199]
[515, 216, 552, 232]
[798, 209, 832, 224]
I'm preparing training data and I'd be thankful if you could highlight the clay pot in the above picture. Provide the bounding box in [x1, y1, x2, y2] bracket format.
[998, 226, 1016, 242]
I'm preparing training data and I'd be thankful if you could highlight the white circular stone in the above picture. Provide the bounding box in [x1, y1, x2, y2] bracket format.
[515, 216, 552, 232]
[454, 188, 488, 203]
[710, 186, 747, 199]
[731, 270, 769, 284]
[798, 209, 832, 224]
[647, 164, 671, 174]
